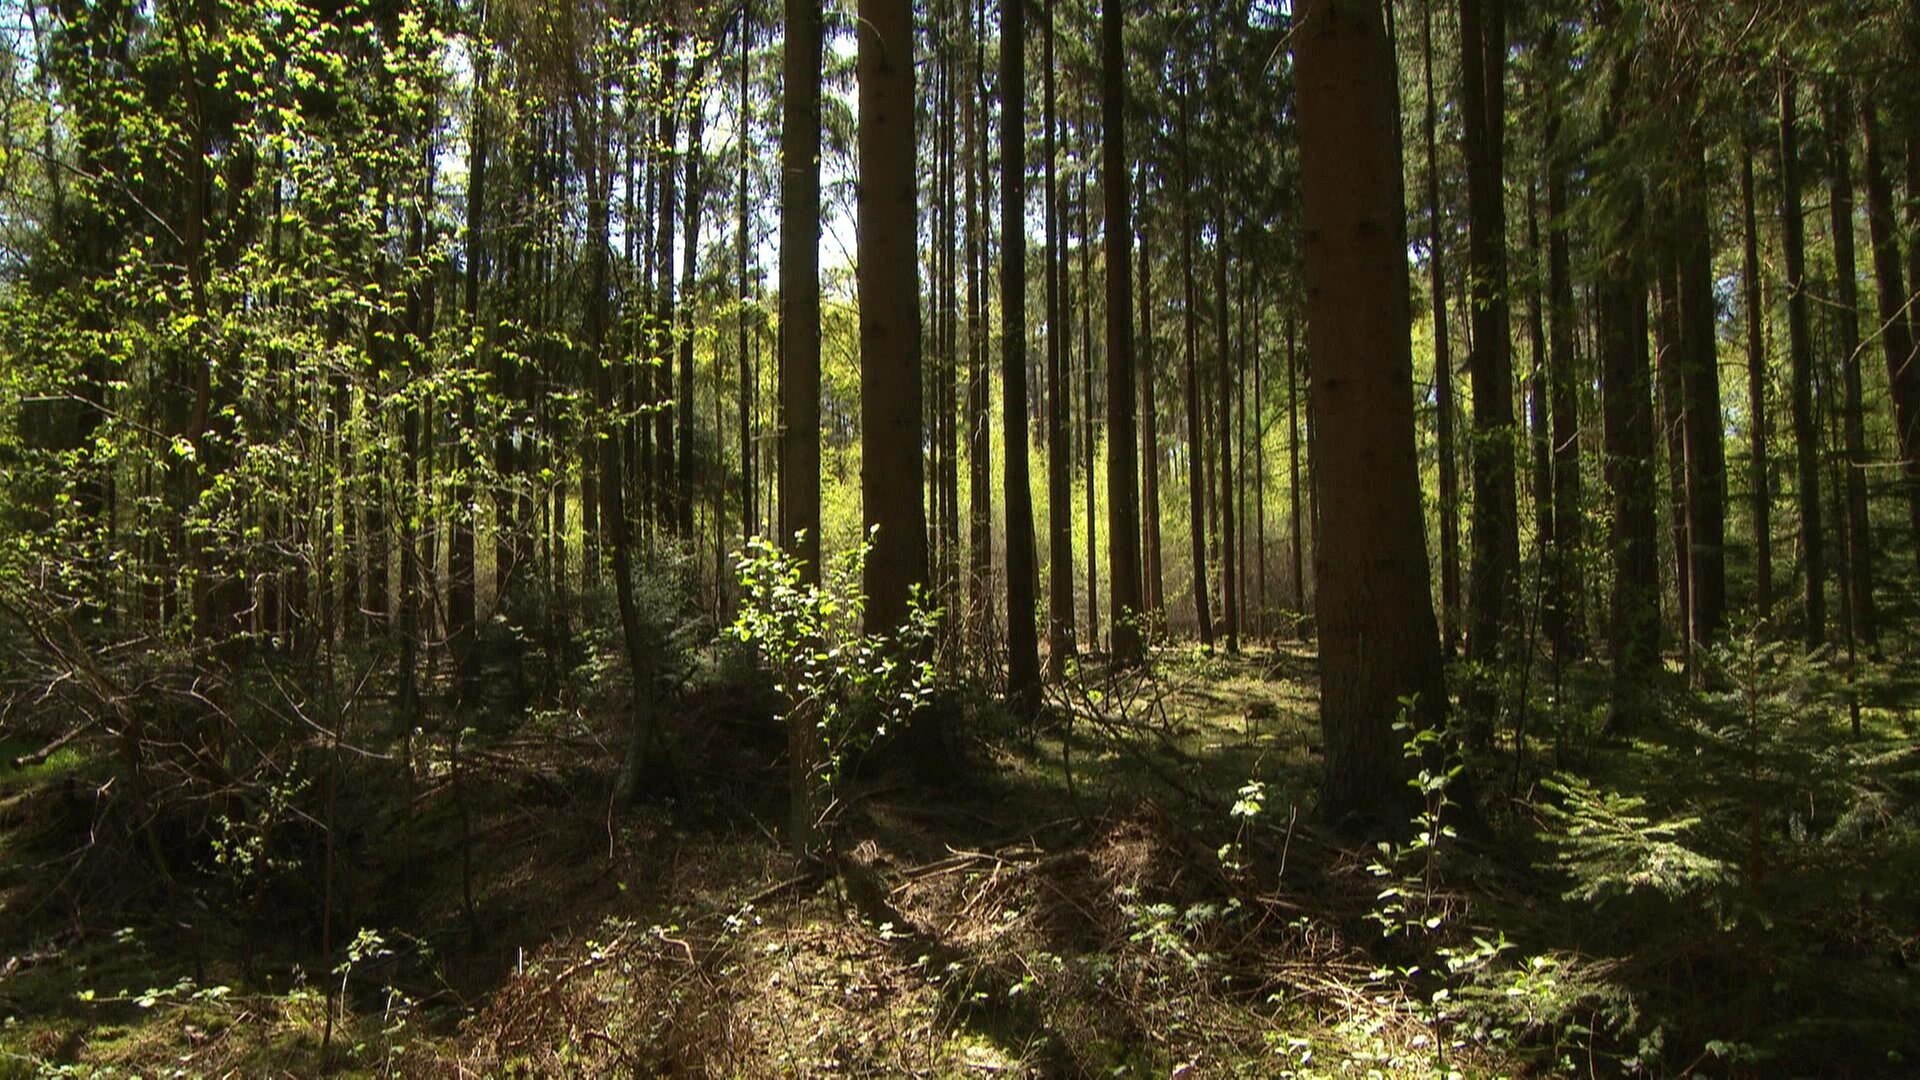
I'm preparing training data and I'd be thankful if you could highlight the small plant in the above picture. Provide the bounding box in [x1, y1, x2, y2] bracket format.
[1366, 700, 1459, 940]
[730, 529, 937, 845]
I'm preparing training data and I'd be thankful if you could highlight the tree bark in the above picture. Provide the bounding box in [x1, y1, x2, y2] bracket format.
[1422, 0, 1461, 655]
[1179, 79, 1213, 648]
[1740, 126, 1772, 618]
[1859, 101, 1920, 577]
[1778, 71, 1825, 649]
[1043, 0, 1076, 669]
[1295, 0, 1446, 825]
[1102, 0, 1143, 665]
[857, 0, 929, 634]
[1458, 0, 1516, 697]
[1821, 84, 1872, 647]
[779, 0, 825, 851]
[1001, 0, 1044, 705]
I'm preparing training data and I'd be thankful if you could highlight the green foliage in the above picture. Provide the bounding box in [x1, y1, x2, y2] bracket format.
[1535, 773, 1736, 910]
[729, 529, 936, 815]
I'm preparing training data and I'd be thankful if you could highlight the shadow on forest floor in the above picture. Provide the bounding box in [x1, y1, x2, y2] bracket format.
[3, 637, 1919, 1077]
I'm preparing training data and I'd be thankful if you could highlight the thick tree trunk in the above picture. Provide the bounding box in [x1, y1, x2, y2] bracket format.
[1294, 0, 1446, 825]
[1598, 55, 1658, 729]
[858, 0, 929, 634]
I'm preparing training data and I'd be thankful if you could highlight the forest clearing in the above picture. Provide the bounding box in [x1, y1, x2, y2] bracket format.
[3, 0, 1920, 1074]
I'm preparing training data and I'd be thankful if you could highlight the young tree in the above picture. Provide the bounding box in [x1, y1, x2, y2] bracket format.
[1294, 0, 1446, 823]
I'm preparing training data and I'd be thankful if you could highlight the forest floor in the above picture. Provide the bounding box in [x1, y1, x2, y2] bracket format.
[2, 642, 1919, 1077]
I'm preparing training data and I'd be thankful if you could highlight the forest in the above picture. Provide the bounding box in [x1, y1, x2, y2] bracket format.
[1, 0, 1918, 1073]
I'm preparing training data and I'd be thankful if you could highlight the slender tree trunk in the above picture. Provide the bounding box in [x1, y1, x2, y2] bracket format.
[1180, 80, 1213, 648]
[1656, 250, 1691, 647]
[678, 77, 706, 539]
[1859, 101, 1920, 576]
[738, 7, 755, 548]
[780, 0, 826, 853]
[1102, 0, 1142, 665]
[1422, 0, 1460, 654]
[1740, 127, 1773, 617]
[1543, 31, 1582, 658]
[1287, 311, 1304, 621]
[1458, 0, 1516, 696]
[1043, 0, 1075, 669]
[1778, 71, 1825, 649]
[1294, 0, 1446, 824]
[964, 3, 993, 654]
[1079, 169, 1099, 651]
[1001, 0, 1043, 703]
[450, 56, 488, 688]
[1821, 85, 1873, 647]
[1674, 145, 1726, 651]
[1215, 206, 1239, 653]
[1526, 182, 1554, 598]
[1140, 207, 1165, 621]
[654, 45, 682, 533]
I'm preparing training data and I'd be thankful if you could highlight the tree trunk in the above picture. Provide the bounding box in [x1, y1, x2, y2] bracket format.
[654, 45, 682, 532]
[1859, 101, 1920, 577]
[858, 0, 929, 634]
[1102, 0, 1143, 666]
[1215, 205, 1239, 653]
[1043, 0, 1076, 670]
[1543, 30, 1582, 658]
[779, 0, 826, 853]
[1287, 311, 1305, 621]
[1655, 250, 1691, 648]
[1294, 0, 1446, 825]
[1778, 71, 1825, 649]
[678, 77, 706, 539]
[1001, 0, 1043, 705]
[1140, 206, 1165, 621]
[1422, 0, 1461, 655]
[1458, 0, 1516, 698]
[1821, 84, 1872, 648]
[1740, 126, 1772, 618]
[1598, 56, 1658, 728]
[1180, 80, 1213, 648]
